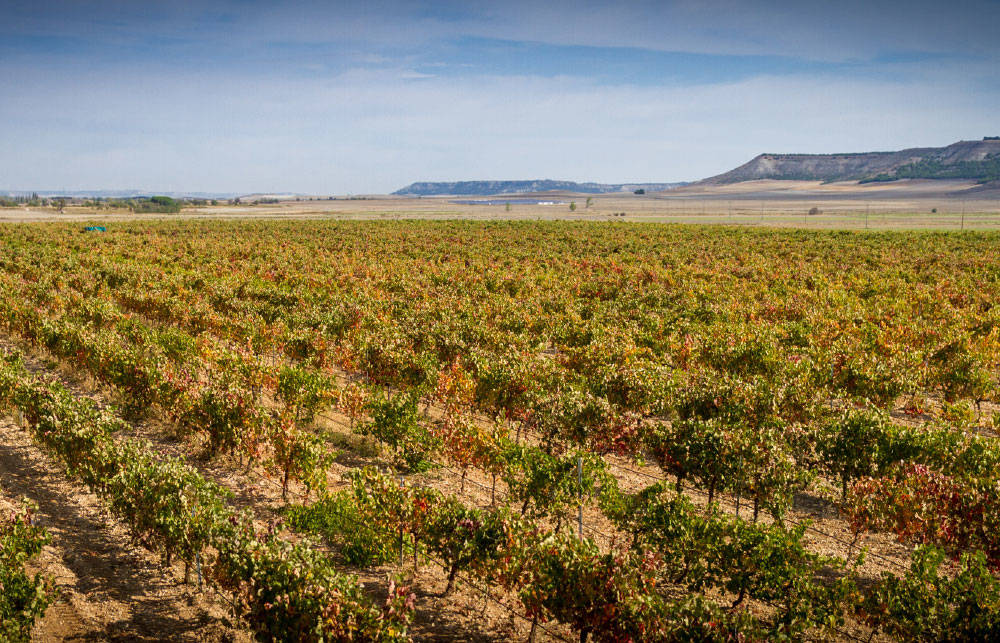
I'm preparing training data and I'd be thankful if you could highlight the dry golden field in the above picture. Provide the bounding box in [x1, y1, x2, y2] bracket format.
[4, 179, 999, 231]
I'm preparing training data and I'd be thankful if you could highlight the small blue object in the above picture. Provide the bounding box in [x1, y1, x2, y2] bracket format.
[83, 226, 106, 232]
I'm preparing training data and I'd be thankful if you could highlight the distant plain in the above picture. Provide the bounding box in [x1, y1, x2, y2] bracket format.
[3, 179, 1000, 230]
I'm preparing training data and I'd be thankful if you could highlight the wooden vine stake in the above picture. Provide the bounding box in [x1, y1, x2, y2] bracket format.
[577, 456, 583, 540]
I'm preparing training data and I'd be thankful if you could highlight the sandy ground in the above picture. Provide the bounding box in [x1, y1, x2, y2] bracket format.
[2, 180, 999, 230]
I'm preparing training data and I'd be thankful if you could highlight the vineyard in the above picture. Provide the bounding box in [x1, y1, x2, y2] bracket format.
[0, 219, 998, 641]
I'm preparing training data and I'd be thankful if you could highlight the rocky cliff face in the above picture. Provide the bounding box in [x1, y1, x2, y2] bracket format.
[700, 139, 1000, 184]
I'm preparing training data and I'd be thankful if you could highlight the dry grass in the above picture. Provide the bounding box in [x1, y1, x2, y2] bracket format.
[2, 178, 999, 230]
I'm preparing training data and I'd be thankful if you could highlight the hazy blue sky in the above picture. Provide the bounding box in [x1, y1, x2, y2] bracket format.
[2, 1, 998, 194]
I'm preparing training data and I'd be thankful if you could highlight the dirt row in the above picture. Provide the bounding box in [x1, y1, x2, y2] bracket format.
[8, 326, 987, 641]
[0, 418, 248, 642]
[0, 339, 563, 642]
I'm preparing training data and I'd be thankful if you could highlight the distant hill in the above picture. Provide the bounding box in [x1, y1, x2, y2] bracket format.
[699, 139, 1000, 185]
[393, 180, 686, 196]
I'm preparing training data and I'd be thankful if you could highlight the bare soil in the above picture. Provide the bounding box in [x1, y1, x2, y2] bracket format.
[0, 420, 249, 642]
[0, 340, 564, 642]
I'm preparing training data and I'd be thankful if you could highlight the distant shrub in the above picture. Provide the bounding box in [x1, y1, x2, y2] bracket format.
[808, 207, 821, 215]
[132, 196, 182, 213]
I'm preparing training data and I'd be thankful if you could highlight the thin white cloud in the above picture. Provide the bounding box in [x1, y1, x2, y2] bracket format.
[2, 63, 995, 193]
[1, 1, 997, 193]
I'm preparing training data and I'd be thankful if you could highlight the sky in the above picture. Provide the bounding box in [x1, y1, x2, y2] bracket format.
[1, 0, 998, 195]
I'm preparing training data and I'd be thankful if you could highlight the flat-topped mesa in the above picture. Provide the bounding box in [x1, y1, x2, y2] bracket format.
[700, 139, 1000, 185]
[393, 179, 685, 196]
